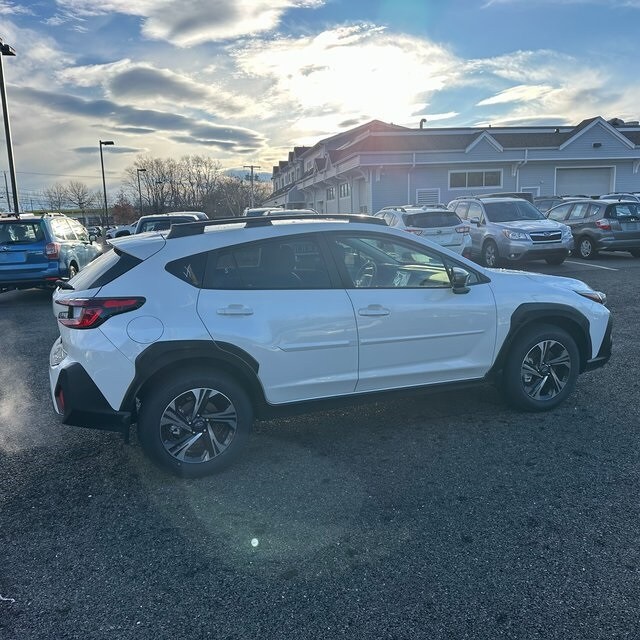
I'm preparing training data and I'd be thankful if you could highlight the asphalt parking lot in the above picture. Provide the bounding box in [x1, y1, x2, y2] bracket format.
[1, 253, 639, 640]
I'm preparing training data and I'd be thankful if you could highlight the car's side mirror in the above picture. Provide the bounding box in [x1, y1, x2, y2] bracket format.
[469, 216, 481, 225]
[451, 267, 470, 294]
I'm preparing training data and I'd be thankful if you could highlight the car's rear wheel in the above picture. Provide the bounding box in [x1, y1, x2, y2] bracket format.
[481, 240, 499, 267]
[137, 371, 253, 477]
[577, 236, 597, 259]
[545, 255, 566, 265]
[501, 324, 579, 412]
[629, 249, 640, 258]
[68, 263, 78, 278]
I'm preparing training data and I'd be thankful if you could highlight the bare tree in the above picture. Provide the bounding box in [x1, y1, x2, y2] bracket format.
[66, 181, 98, 215]
[43, 183, 68, 211]
[124, 154, 225, 216]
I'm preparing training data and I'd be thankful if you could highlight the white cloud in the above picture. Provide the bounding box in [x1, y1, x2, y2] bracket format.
[476, 84, 554, 106]
[0, 1, 32, 15]
[58, 60, 246, 116]
[55, 0, 325, 46]
[232, 25, 461, 138]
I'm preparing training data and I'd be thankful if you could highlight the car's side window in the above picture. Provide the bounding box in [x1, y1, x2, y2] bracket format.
[203, 235, 332, 290]
[453, 202, 469, 219]
[70, 222, 89, 241]
[51, 219, 75, 240]
[547, 204, 571, 221]
[568, 203, 590, 220]
[329, 234, 478, 289]
[467, 202, 483, 222]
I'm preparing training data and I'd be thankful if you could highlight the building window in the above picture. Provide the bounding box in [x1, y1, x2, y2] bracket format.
[449, 170, 502, 189]
[326, 187, 336, 200]
[339, 182, 351, 198]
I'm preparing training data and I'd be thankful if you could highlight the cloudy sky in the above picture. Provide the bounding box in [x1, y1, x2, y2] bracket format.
[1, 0, 639, 207]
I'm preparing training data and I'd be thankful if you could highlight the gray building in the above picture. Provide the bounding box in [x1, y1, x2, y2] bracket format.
[264, 116, 640, 213]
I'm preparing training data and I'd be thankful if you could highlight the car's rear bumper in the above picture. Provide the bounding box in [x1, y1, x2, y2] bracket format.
[50, 353, 131, 434]
[597, 238, 640, 251]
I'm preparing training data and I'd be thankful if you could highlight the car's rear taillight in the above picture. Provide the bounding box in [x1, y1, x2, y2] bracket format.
[46, 242, 61, 259]
[57, 297, 145, 329]
[455, 225, 470, 234]
[595, 219, 611, 230]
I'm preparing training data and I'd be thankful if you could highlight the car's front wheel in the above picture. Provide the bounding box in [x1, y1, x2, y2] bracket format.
[501, 324, 579, 411]
[137, 370, 253, 477]
[481, 240, 499, 267]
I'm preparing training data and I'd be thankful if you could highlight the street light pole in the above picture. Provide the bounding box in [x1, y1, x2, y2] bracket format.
[99, 139, 114, 230]
[244, 164, 261, 208]
[0, 37, 19, 215]
[136, 168, 146, 215]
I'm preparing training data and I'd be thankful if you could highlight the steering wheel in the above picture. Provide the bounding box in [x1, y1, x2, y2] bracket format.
[354, 260, 377, 287]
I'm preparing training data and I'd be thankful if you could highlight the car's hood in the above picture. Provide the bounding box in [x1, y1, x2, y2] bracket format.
[493, 219, 564, 232]
[489, 267, 590, 292]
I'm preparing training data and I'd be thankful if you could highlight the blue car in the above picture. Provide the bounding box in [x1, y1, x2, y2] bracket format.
[0, 213, 101, 293]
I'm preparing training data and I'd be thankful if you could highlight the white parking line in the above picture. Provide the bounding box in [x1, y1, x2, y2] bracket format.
[565, 260, 618, 271]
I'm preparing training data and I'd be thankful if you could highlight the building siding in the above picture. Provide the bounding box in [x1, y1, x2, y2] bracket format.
[267, 116, 640, 213]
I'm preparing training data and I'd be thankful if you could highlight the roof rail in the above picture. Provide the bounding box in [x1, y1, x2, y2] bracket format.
[167, 213, 385, 239]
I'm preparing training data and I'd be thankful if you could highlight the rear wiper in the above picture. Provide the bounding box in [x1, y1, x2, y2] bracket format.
[55, 279, 74, 290]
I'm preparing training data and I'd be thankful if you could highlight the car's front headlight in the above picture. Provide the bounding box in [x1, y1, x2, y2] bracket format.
[562, 225, 573, 238]
[575, 289, 607, 305]
[502, 229, 529, 240]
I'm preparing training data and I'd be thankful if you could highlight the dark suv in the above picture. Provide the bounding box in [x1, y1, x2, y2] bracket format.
[0, 214, 101, 293]
[546, 198, 640, 259]
[134, 212, 208, 234]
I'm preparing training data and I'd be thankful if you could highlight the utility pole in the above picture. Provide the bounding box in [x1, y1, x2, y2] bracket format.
[0, 38, 18, 215]
[3, 170, 9, 212]
[243, 164, 261, 207]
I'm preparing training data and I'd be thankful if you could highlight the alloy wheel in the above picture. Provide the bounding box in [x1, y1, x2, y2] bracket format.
[520, 339, 571, 401]
[160, 387, 237, 463]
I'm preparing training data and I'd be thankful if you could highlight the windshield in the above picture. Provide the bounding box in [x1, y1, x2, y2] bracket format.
[483, 200, 547, 222]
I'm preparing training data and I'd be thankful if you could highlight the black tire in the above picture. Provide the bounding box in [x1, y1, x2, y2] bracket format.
[501, 324, 580, 412]
[545, 255, 566, 266]
[577, 236, 597, 260]
[137, 370, 253, 478]
[481, 239, 500, 268]
[629, 249, 640, 258]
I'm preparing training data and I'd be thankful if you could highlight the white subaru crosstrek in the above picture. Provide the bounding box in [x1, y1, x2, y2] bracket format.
[49, 214, 612, 477]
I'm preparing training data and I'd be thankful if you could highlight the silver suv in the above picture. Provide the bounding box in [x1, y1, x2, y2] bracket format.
[448, 196, 573, 267]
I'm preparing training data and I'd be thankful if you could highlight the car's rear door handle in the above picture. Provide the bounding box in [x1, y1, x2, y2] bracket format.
[217, 304, 254, 316]
[358, 305, 390, 316]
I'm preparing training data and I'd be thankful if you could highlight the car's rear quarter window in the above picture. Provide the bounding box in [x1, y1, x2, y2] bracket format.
[69, 248, 142, 289]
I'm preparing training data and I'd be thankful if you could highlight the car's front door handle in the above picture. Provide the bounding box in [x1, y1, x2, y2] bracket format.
[217, 304, 254, 316]
[358, 305, 390, 316]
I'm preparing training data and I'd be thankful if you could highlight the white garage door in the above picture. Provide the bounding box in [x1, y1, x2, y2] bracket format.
[556, 168, 613, 196]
